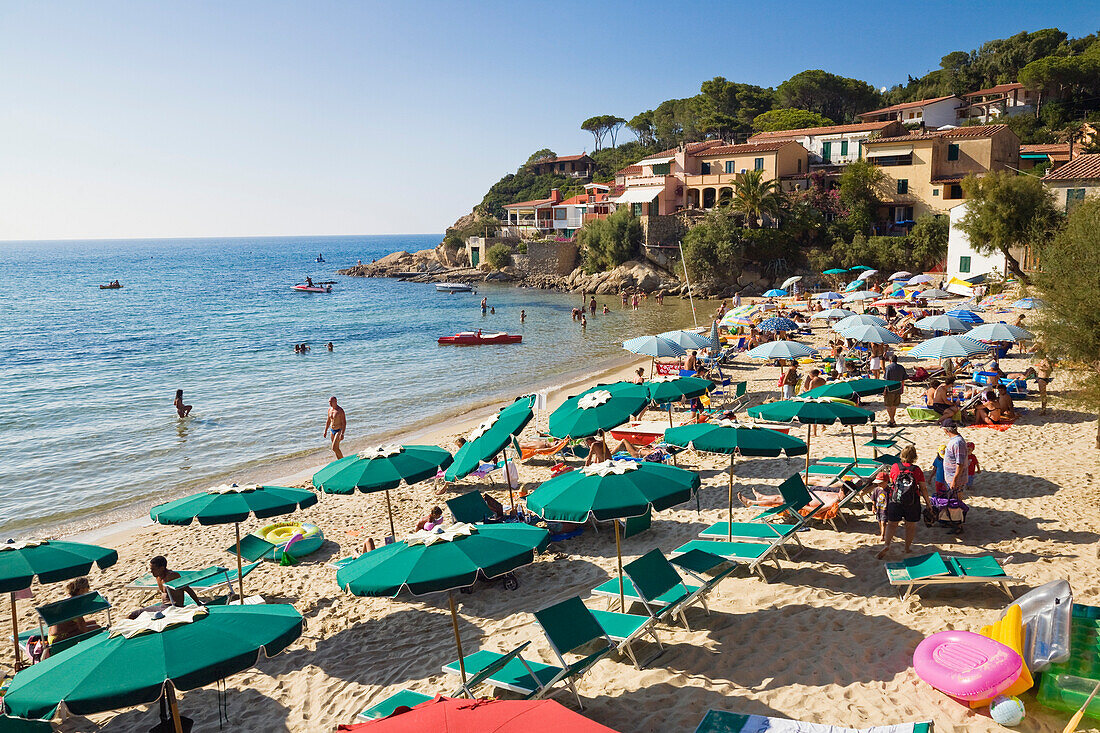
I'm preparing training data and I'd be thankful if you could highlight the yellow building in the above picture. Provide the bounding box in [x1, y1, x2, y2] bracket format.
[682, 140, 809, 210]
[862, 124, 1019, 233]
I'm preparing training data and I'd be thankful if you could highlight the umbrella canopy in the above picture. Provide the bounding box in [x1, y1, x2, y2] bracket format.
[907, 335, 989, 359]
[812, 291, 844, 300]
[150, 485, 317, 526]
[832, 314, 886, 331]
[762, 288, 788, 298]
[644, 376, 714, 404]
[856, 269, 879, 281]
[780, 275, 802, 289]
[709, 320, 720, 352]
[445, 396, 535, 482]
[945, 308, 985, 324]
[747, 399, 874, 426]
[889, 271, 912, 281]
[315, 445, 454, 494]
[908, 274, 934, 285]
[869, 298, 913, 307]
[0, 540, 118, 594]
[337, 696, 620, 732]
[336, 523, 549, 596]
[836, 323, 902, 344]
[1011, 297, 1041, 309]
[526, 461, 699, 523]
[745, 341, 818, 360]
[823, 268, 848, 275]
[3, 604, 303, 720]
[843, 280, 864, 292]
[810, 307, 856, 321]
[801, 378, 901, 400]
[842, 290, 878, 302]
[658, 329, 712, 350]
[914, 315, 972, 333]
[548, 382, 649, 439]
[664, 422, 806, 457]
[966, 322, 1034, 342]
[757, 317, 799, 332]
[849, 265, 873, 271]
[621, 335, 686, 358]
[916, 288, 956, 300]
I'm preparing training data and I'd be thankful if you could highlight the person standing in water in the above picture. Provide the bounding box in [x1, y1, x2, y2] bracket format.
[480, 297, 487, 314]
[520, 309, 526, 323]
[324, 396, 346, 459]
[173, 389, 192, 418]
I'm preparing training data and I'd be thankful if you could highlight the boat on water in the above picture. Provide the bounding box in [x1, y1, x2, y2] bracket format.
[438, 331, 522, 346]
[292, 284, 332, 293]
[316, 254, 325, 262]
[436, 282, 473, 293]
[99, 282, 122, 289]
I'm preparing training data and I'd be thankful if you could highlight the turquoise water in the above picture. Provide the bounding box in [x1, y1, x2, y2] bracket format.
[0, 235, 698, 534]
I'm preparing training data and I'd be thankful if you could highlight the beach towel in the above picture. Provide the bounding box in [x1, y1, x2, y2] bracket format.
[969, 419, 1016, 431]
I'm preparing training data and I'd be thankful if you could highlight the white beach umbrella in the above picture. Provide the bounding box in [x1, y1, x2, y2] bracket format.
[908, 274, 934, 285]
[914, 315, 972, 333]
[812, 292, 844, 301]
[916, 288, 955, 300]
[832, 314, 886, 331]
[856, 269, 879, 281]
[745, 341, 818, 360]
[810, 308, 856, 321]
[836, 323, 902, 344]
[889, 271, 912, 281]
[781, 275, 802, 289]
[841, 290, 879, 302]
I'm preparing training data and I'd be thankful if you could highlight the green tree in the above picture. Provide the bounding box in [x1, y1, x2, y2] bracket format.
[958, 171, 1061, 284]
[681, 208, 744, 283]
[628, 112, 656, 146]
[526, 149, 557, 165]
[581, 115, 626, 151]
[578, 207, 642, 272]
[729, 170, 785, 228]
[908, 214, 949, 270]
[777, 70, 881, 122]
[837, 160, 885, 236]
[752, 108, 835, 132]
[1032, 197, 1100, 446]
[485, 243, 512, 270]
[605, 115, 627, 147]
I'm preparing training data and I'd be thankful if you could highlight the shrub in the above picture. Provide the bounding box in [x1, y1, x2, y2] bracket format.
[485, 244, 512, 270]
[578, 207, 642, 272]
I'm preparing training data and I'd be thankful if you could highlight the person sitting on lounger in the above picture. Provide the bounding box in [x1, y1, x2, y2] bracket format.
[416, 506, 444, 531]
[994, 384, 1017, 420]
[927, 378, 958, 420]
[48, 577, 101, 645]
[975, 390, 1004, 425]
[583, 433, 638, 465]
[128, 556, 204, 619]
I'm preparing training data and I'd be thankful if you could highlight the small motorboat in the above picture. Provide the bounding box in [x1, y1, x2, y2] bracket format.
[436, 282, 473, 293]
[292, 284, 332, 293]
[438, 331, 522, 346]
[99, 282, 122, 289]
[315, 254, 325, 262]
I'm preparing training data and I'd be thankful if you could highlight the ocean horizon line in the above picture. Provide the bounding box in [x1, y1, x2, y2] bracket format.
[0, 232, 444, 246]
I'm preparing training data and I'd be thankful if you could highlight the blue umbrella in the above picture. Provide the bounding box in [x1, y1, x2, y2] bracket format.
[659, 329, 712, 350]
[763, 288, 788, 298]
[823, 268, 848, 275]
[843, 280, 864, 292]
[813, 291, 843, 301]
[908, 335, 988, 359]
[967, 322, 1034, 342]
[745, 341, 818, 360]
[914, 315, 972, 333]
[622, 334, 686, 358]
[709, 320, 720, 352]
[945, 309, 984, 324]
[757, 317, 799, 333]
[836, 323, 902, 344]
[1011, 297, 1041, 310]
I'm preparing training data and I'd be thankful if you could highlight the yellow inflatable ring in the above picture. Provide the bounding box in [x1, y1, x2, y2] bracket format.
[825, 397, 856, 407]
[253, 521, 324, 561]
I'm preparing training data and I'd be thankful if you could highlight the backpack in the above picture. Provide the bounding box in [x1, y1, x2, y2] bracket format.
[891, 464, 918, 504]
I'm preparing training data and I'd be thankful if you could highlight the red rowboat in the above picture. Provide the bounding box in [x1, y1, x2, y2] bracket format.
[437, 331, 522, 346]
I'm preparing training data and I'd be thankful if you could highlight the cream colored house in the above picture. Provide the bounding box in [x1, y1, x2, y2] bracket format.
[862, 124, 1020, 232]
[1043, 153, 1100, 213]
[747, 120, 903, 169]
[611, 140, 726, 215]
[681, 140, 810, 209]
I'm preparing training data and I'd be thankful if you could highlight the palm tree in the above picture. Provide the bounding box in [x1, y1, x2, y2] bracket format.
[730, 170, 785, 228]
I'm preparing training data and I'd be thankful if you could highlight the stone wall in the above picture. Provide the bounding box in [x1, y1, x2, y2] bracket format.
[638, 213, 690, 248]
[511, 240, 577, 277]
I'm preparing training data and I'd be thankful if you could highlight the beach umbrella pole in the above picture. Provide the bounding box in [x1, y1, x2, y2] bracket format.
[384, 489, 396, 541]
[727, 455, 736, 542]
[167, 682, 184, 733]
[804, 425, 811, 483]
[448, 593, 467, 686]
[234, 523, 245, 604]
[614, 518, 625, 611]
[502, 447, 515, 511]
[10, 592, 22, 670]
[850, 426, 858, 461]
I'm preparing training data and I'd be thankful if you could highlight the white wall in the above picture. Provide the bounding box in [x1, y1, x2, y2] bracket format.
[923, 98, 964, 128]
[946, 203, 1006, 280]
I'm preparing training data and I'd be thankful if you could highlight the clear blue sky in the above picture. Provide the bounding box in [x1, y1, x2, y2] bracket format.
[1, 1, 1095, 240]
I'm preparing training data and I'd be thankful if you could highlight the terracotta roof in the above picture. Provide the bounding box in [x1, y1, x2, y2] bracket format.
[748, 120, 896, 141]
[860, 95, 961, 117]
[1020, 143, 1070, 155]
[964, 82, 1024, 98]
[616, 165, 643, 176]
[694, 140, 796, 157]
[538, 154, 592, 164]
[644, 140, 727, 159]
[865, 124, 1010, 145]
[503, 197, 555, 208]
[1043, 153, 1100, 181]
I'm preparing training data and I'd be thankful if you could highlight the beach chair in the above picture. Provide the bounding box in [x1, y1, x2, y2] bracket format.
[885, 552, 1019, 600]
[518, 437, 571, 461]
[671, 538, 782, 581]
[356, 689, 433, 721]
[694, 710, 934, 733]
[445, 492, 495, 524]
[618, 508, 651, 539]
[31, 591, 112, 655]
[538, 595, 662, 670]
[126, 562, 262, 604]
[227, 533, 277, 563]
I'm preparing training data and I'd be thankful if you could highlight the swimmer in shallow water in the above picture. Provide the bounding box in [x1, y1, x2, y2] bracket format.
[174, 389, 192, 418]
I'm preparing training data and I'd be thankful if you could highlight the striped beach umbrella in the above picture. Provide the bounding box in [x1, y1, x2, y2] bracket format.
[966, 322, 1034, 343]
[945, 308, 984, 324]
[745, 341, 818, 360]
[763, 288, 788, 298]
[810, 308, 856, 321]
[914, 315, 972, 333]
[908, 335, 988, 360]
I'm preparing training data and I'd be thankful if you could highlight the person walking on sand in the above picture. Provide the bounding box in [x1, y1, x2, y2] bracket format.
[325, 396, 346, 459]
[1035, 355, 1054, 412]
[877, 444, 933, 559]
[883, 355, 907, 427]
[173, 389, 192, 418]
[941, 419, 968, 497]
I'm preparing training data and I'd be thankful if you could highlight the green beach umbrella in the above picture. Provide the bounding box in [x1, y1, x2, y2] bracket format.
[800, 378, 900, 400]
[548, 382, 649, 439]
[313, 444, 453, 539]
[336, 522, 549, 685]
[444, 396, 536, 508]
[748, 398, 874, 475]
[644, 376, 714, 427]
[1, 540, 118, 670]
[2, 603, 303, 728]
[664, 421, 807, 540]
[150, 484, 317, 602]
[526, 460, 699, 609]
[823, 268, 848, 275]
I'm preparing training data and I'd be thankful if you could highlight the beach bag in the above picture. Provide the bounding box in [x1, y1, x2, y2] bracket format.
[891, 465, 918, 504]
[913, 366, 929, 380]
[777, 372, 786, 387]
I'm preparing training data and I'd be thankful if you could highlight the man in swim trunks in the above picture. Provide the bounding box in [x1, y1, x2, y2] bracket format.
[929, 377, 957, 420]
[325, 396, 346, 459]
[128, 555, 204, 619]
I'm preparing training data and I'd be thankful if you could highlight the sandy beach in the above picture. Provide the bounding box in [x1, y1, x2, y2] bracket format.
[6, 321, 1099, 733]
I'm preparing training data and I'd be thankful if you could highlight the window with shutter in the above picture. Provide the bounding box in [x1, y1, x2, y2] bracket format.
[840, 140, 849, 156]
[651, 162, 670, 175]
[821, 142, 832, 163]
[897, 179, 908, 194]
[947, 143, 959, 161]
[700, 162, 710, 174]
[754, 158, 764, 171]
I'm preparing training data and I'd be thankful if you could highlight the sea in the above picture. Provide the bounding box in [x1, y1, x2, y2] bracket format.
[0, 235, 702, 536]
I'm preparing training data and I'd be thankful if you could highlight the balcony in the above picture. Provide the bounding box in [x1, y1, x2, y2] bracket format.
[622, 173, 672, 187]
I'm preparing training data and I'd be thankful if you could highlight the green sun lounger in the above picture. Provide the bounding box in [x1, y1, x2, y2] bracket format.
[807, 463, 880, 479]
[672, 540, 780, 581]
[818, 455, 899, 466]
[886, 552, 1019, 599]
[697, 521, 803, 558]
[356, 689, 434, 721]
[539, 595, 662, 670]
[446, 491, 498, 524]
[227, 533, 278, 563]
[694, 710, 934, 733]
[126, 562, 262, 602]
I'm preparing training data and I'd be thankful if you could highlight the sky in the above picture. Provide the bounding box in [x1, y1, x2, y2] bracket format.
[0, 1, 1096, 240]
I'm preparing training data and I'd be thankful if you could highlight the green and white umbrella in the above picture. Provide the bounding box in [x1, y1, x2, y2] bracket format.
[800, 378, 900, 400]
[150, 484, 317, 602]
[664, 421, 807, 540]
[966, 322, 1034, 343]
[3, 603, 303, 728]
[548, 382, 649, 439]
[1, 540, 118, 670]
[644, 376, 714, 426]
[444, 395, 535, 508]
[748, 398, 874, 475]
[526, 460, 699, 608]
[314, 444, 453, 539]
[336, 522, 549, 685]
